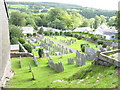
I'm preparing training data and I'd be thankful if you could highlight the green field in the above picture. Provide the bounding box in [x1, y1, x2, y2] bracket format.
[5, 53, 119, 88]
[8, 5, 29, 9]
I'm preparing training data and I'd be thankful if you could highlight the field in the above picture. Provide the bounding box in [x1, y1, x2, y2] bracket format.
[6, 53, 119, 88]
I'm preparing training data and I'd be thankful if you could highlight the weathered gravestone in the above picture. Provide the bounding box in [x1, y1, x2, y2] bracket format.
[76, 51, 85, 66]
[54, 62, 64, 73]
[19, 56, 22, 68]
[33, 55, 38, 66]
[48, 59, 55, 69]
[68, 58, 74, 64]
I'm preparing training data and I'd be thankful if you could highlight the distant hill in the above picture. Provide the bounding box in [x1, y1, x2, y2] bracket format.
[7, 2, 116, 18]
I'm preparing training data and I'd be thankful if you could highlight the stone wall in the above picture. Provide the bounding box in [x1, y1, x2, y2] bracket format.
[0, 0, 13, 87]
[10, 52, 34, 58]
[98, 49, 120, 67]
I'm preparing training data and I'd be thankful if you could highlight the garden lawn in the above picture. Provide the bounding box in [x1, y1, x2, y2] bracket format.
[5, 53, 119, 88]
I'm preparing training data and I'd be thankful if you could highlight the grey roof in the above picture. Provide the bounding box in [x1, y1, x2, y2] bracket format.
[74, 27, 93, 32]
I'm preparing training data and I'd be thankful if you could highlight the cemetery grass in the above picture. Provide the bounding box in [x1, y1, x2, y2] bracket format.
[6, 53, 119, 88]
[45, 36, 98, 51]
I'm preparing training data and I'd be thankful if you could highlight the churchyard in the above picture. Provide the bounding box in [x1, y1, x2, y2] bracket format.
[6, 53, 119, 88]
[6, 35, 120, 88]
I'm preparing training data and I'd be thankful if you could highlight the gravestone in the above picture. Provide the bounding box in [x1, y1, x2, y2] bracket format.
[54, 62, 64, 73]
[33, 55, 38, 66]
[68, 58, 74, 64]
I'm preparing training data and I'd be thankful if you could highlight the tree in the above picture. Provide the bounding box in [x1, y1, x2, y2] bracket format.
[38, 27, 44, 34]
[107, 16, 116, 26]
[9, 11, 26, 26]
[48, 19, 67, 30]
[19, 38, 25, 44]
[38, 48, 44, 58]
[100, 15, 106, 24]
[23, 43, 32, 53]
[9, 25, 22, 44]
[80, 19, 90, 27]
[93, 16, 101, 29]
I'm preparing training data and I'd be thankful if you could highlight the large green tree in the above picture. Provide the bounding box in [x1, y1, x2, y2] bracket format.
[93, 15, 101, 29]
[9, 11, 26, 26]
[9, 25, 22, 44]
[108, 16, 116, 26]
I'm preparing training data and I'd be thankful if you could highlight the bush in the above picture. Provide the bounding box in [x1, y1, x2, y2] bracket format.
[81, 44, 89, 52]
[97, 40, 103, 45]
[33, 33, 36, 36]
[91, 35, 97, 41]
[74, 34, 79, 38]
[44, 31, 49, 36]
[38, 48, 44, 58]
[10, 37, 18, 44]
[77, 35, 82, 40]
[38, 27, 44, 34]
[27, 33, 32, 37]
[23, 43, 32, 53]
[55, 32, 59, 35]
[102, 43, 107, 48]
[19, 38, 25, 44]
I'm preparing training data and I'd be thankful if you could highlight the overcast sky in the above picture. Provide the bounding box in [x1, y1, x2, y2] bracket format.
[6, 0, 119, 10]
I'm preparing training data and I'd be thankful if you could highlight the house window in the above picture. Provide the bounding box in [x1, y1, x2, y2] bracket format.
[111, 36, 115, 38]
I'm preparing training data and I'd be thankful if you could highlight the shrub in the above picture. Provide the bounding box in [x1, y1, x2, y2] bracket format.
[97, 40, 103, 45]
[77, 35, 82, 40]
[102, 43, 107, 48]
[23, 43, 32, 53]
[91, 35, 97, 41]
[27, 33, 32, 37]
[19, 38, 25, 44]
[33, 33, 36, 36]
[81, 44, 89, 52]
[55, 32, 59, 35]
[74, 34, 79, 38]
[10, 37, 18, 44]
[38, 48, 44, 58]
[38, 27, 44, 34]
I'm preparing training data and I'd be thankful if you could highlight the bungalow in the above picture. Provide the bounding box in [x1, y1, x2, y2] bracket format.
[10, 44, 19, 52]
[38, 27, 62, 32]
[21, 27, 34, 35]
[73, 27, 93, 33]
[94, 24, 118, 40]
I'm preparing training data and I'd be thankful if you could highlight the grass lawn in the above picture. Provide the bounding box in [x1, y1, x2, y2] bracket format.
[45, 36, 98, 51]
[5, 53, 119, 88]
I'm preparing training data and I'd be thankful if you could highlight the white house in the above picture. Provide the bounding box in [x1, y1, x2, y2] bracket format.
[21, 27, 34, 35]
[10, 44, 19, 52]
[94, 24, 118, 40]
[73, 27, 93, 33]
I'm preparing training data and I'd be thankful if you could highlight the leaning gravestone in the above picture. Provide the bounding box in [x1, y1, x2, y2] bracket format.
[48, 59, 55, 69]
[68, 58, 74, 64]
[19, 56, 22, 68]
[33, 55, 38, 66]
[54, 62, 64, 73]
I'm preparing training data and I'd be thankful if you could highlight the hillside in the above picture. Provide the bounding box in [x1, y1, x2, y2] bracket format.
[7, 2, 116, 18]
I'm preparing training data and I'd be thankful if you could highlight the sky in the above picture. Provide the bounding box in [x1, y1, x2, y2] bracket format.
[6, 0, 119, 10]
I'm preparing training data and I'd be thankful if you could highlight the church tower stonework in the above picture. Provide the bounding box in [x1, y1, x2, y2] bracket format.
[0, 0, 13, 87]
